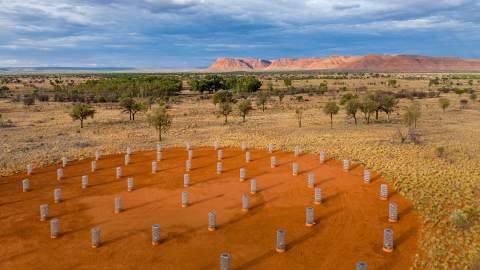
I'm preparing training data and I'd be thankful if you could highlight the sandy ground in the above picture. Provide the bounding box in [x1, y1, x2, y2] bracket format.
[0, 147, 418, 269]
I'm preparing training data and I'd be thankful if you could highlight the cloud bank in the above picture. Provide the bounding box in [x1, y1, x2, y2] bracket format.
[0, 0, 478, 67]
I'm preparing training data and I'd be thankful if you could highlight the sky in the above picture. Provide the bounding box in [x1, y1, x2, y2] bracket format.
[0, 0, 479, 68]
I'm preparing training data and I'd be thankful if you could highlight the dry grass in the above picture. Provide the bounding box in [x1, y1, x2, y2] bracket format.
[1, 87, 480, 269]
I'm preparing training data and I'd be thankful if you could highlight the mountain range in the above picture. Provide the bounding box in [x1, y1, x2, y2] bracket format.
[207, 55, 480, 72]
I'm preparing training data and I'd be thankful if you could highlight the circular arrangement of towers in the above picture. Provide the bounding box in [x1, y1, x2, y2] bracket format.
[20, 142, 404, 269]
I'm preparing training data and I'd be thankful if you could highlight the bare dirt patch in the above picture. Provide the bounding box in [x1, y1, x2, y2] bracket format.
[0, 147, 418, 269]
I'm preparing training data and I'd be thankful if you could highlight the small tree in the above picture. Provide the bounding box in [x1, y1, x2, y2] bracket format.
[212, 90, 233, 107]
[379, 94, 398, 121]
[323, 101, 339, 128]
[345, 98, 359, 125]
[318, 83, 328, 95]
[295, 108, 303, 128]
[148, 106, 172, 141]
[469, 93, 477, 103]
[359, 95, 376, 124]
[70, 103, 95, 128]
[256, 91, 270, 112]
[275, 89, 285, 103]
[23, 95, 35, 108]
[438, 97, 450, 112]
[120, 97, 146, 121]
[460, 99, 468, 109]
[217, 102, 232, 124]
[237, 99, 252, 122]
[404, 102, 421, 128]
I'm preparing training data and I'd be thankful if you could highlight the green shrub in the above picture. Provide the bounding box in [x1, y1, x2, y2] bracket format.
[450, 209, 470, 230]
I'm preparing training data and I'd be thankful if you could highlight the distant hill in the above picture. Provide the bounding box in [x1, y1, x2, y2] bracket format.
[207, 55, 480, 72]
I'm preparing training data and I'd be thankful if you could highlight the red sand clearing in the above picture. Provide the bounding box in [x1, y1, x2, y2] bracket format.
[0, 147, 419, 269]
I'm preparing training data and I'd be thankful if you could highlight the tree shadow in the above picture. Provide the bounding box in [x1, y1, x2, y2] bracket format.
[395, 227, 417, 246]
[349, 163, 361, 170]
[399, 205, 412, 217]
[260, 182, 284, 193]
[317, 177, 335, 185]
[316, 207, 342, 223]
[370, 174, 382, 183]
[323, 192, 343, 203]
[63, 219, 111, 236]
[128, 194, 176, 211]
[0, 248, 38, 264]
[55, 205, 92, 218]
[91, 179, 119, 188]
[194, 194, 224, 205]
[103, 229, 143, 246]
[234, 249, 276, 270]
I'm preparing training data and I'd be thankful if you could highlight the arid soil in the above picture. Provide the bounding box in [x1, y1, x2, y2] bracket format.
[0, 147, 418, 269]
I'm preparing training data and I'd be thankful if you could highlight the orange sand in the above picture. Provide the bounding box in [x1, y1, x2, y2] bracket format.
[0, 147, 419, 269]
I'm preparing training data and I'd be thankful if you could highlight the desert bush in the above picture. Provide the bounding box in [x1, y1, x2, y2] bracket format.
[213, 90, 234, 107]
[189, 74, 224, 92]
[438, 98, 450, 112]
[119, 96, 147, 121]
[147, 106, 172, 141]
[454, 88, 466, 96]
[450, 209, 470, 230]
[469, 93, 477, 102]
[37, 94, 49, 102]
[392, 128, 408, 144]
[323, 101, 339, 128]
[318, 83, 328, 95]
[358, 95, 376, 124]
[69, 103, 95, 128]
[434, 146, 445, 157]
[256, 91, 270, 112]
[345, 98, 359, 125]
[339, 93, 357, 105]
[75, 77, 182, 99]
[295, 108, 303, 128]
[274, 88, 285, 103]
[237, 99, 252, 122]
[0, 114, 15, 128]
[460, 99, 468, 109]
[408, 127, 421, 144]
[404, 102, 421, 128]
[217, 102, 233, 124]
[23, 95, 35, 107]
[0, 85, 9, 98]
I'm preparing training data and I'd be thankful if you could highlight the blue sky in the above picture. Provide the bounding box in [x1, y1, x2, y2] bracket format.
[0, 0, 479, 68]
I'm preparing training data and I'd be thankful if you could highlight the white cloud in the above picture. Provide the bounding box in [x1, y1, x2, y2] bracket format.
[2, 35, 109, 50]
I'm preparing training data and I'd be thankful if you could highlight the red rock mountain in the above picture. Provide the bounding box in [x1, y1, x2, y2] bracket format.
[207, 55, 480, 72]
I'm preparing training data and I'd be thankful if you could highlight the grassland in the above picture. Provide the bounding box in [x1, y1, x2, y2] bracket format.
[1, 73, 480, 269]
